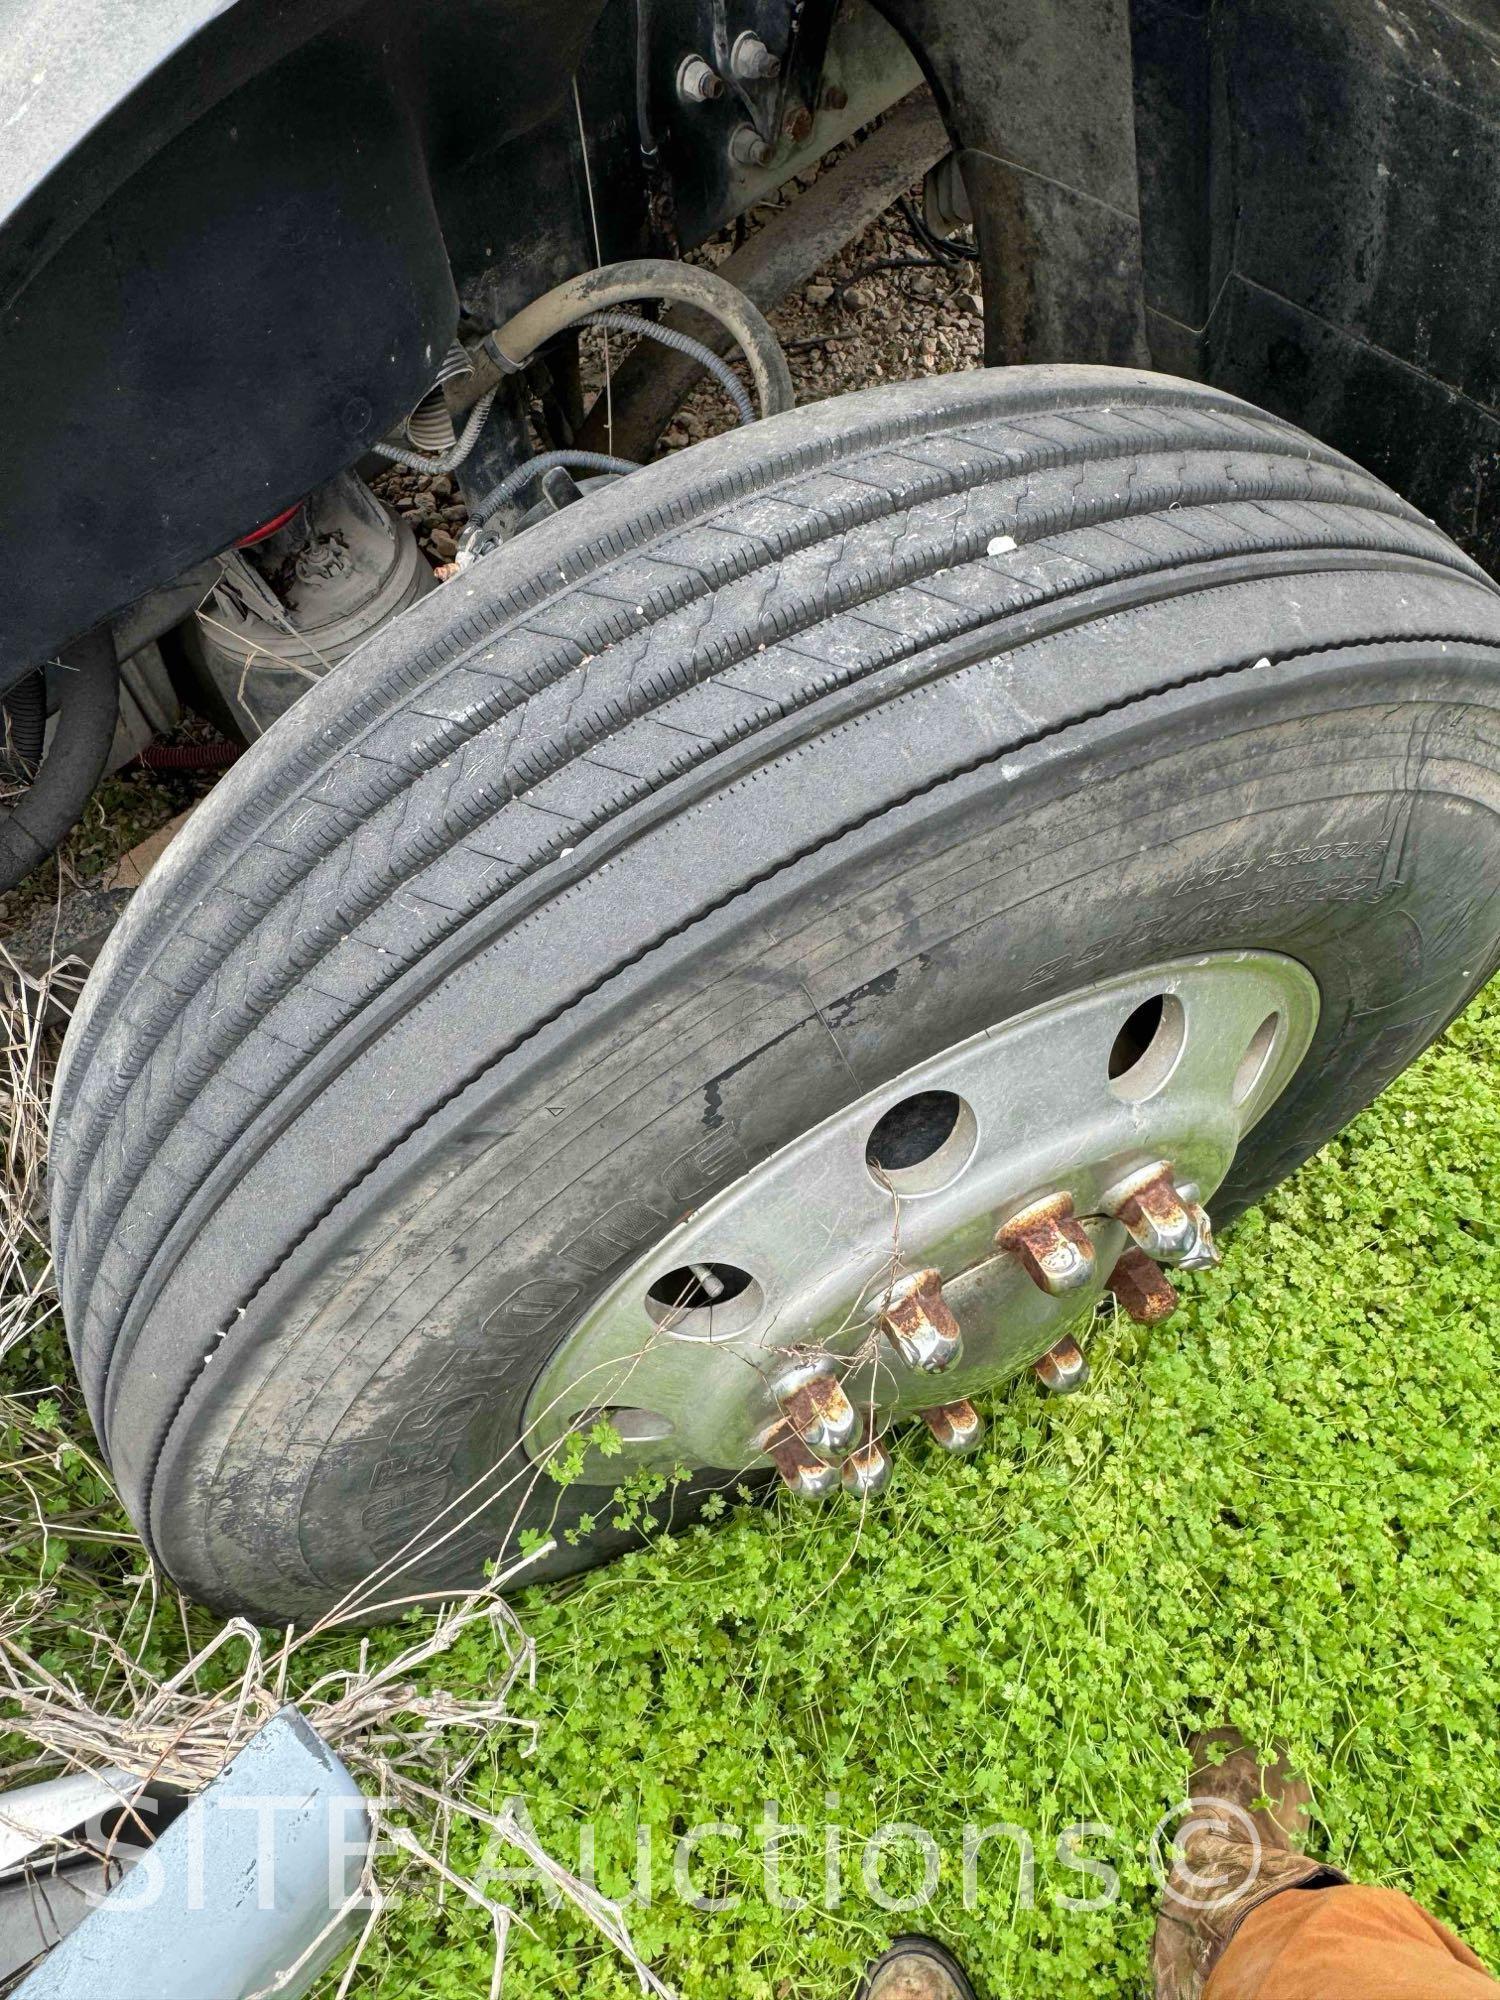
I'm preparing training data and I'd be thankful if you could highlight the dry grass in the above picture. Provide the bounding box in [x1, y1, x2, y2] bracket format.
[0, 946, 674, 2000]
[0, 947, 80, 1365]
[0, 928, 904, 1997]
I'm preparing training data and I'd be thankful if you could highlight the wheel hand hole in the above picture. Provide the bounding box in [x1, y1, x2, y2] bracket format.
[574, 1405, 674, 1446]
[647, 1262, 753, 1311]
[644, 1263, 763, 1341]
[866, 1088, 977, 1194]
[1233, 1011, 1282, 1106]
[1108, 992, 1185, 1102]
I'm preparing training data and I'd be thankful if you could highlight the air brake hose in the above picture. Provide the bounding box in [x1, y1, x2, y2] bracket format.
[465, 449, 641, 534]
[0, 630, 119, 894]
[582, 311, 754, 424]
[451, 258, 795, 426]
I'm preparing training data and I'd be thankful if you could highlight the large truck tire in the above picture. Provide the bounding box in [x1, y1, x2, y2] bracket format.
[50, 366, 1500, 1622]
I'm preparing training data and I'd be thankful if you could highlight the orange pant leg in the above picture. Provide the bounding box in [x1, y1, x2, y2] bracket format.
[1206, 1884, 1496, 2000]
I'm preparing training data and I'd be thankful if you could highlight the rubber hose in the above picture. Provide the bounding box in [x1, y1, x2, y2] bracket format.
[582, 311, 754, 424]
[0, 630, 119, 894]
[573, 95, 951, 461]
[1, 668, 46, 773]
[467, 449, 640, 532]
[457, 258, 795, 424]
[371, 387, 498, 474]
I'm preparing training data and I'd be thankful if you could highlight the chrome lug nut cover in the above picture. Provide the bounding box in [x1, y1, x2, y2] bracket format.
[996, 1191, 1097, 1296]
[1102, 1161, 1217, 1269]
[775, 1366, 859, 1459]
[880, 1267, 963, 1372]
[770, 1434, 841, 1499]
[1033, 1333, 1090, 1395]
[841, 1432, 894, 1498]
[920, 1398, 985, 1453]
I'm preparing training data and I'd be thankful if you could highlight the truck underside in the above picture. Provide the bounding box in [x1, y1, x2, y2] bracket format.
[1, 0, 1496, 699]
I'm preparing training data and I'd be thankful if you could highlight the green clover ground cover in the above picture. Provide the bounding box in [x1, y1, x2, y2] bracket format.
[372, 978, 1500, 1998]
[5, 981, 1498, 1999]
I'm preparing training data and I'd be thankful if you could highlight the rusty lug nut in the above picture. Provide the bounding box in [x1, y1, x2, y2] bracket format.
[778, 1370, 859, 1458]
[1104, 1163, 1216, 1269]
[996, 1192, 1097, 1296]
[770, 1434, 841, 1499]
[730, 29, 781, 79]
[920, 1398, 984, 1453]
[1033, 1334, 1090, 1395]
[841, 1431, 893, 1498]
[729, 123, 775, 169]
[880, 1267, 962, 1373]
[782, 103, 814, 144]
[1106, 1247, 1178, 1326]
[821, 82, 849, 111]
[676, 54, 724, 102]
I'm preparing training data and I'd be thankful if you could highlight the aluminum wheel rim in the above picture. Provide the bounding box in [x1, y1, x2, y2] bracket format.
[526, 953, 1319, 1491]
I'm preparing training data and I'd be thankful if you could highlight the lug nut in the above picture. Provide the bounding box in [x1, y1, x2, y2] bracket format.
[730, 29, 781, 78]
[920, 1398, 984, 1453]
[677, 54, 724, 102]
[782, 103, 814, 143]
[841, 1429, 893, 1498]
[1033, 1334, 1090, 1395]
[777, 1368, 858, 1458]
[880, 1268, 962, 1373]
[728, 123, 775, 168]
[1103, 1163, 1220, 1270]
[821, 82, 849, 111]
[996, 1192, 1097, 1296]
[1103, 1163, 1195, 1262]
[770, 1435, 841, 1499]
[1106, 1247, 1178, 1325]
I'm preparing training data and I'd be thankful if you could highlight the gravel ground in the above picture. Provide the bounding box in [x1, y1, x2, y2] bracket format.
[368, 465, 469, 568]
[4, 157, 979, 938]
[663, 173, 984, 446]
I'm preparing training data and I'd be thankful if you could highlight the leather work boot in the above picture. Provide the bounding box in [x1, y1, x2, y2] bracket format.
[1152, 1729, 1348, 2000]
[858, 1935, 978, 2000]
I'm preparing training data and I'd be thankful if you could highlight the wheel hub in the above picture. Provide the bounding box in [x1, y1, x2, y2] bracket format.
[526, 955, 1318, 1495]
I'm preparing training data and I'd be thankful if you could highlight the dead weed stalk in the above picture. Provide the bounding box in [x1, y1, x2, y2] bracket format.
[0, 951, 673, 1998]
